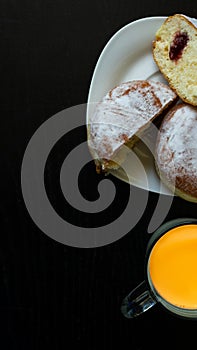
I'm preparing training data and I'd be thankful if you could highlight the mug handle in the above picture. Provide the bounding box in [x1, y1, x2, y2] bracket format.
[121, 281, 156, 318]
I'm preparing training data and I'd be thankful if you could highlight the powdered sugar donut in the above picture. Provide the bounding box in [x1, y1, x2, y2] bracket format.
[88, 80, 177, 173]
[155, 103, 197, 202]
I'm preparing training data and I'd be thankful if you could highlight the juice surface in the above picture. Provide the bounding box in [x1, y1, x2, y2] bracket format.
[149, 224, 197, 309]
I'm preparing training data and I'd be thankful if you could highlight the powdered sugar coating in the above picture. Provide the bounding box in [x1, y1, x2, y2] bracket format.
[156, 104, 197, 198]
[88, 80, 177, 161]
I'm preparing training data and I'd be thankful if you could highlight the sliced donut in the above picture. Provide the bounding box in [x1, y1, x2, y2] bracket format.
[153, 14, 197, 106]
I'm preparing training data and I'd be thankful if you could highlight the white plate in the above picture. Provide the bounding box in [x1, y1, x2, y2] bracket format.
[86, 16, 197, 195]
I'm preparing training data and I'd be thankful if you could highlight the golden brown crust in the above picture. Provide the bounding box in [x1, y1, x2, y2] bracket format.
[152, 14, 197, 106]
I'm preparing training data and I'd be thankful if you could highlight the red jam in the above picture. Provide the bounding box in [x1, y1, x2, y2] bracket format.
[169, 31, 189, 61]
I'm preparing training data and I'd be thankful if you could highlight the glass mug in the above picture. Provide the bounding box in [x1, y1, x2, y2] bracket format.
[121, 218, 197, 319]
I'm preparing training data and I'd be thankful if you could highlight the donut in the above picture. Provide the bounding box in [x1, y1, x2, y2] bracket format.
[153, 14, 197, 106]
[155, 103, 197, 202]
[87, 80, 177, 173]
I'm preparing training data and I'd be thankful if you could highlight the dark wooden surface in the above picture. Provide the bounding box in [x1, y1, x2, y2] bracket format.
[1, 1, 197, 349]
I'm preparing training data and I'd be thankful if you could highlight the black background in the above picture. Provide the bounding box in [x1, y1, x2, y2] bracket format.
[1, 1, 197, 349]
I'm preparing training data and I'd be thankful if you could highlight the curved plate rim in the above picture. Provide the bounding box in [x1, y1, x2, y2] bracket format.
[86, 15, 197, 195]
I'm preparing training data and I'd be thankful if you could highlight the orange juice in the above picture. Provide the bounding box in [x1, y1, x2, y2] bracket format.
[148, 224, 197, 309]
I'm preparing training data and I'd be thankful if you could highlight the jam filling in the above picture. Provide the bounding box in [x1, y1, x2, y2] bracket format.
[169, 31, 189, 61]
